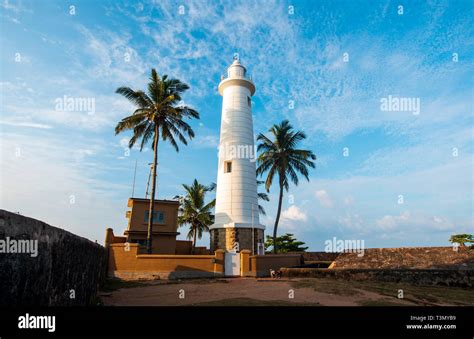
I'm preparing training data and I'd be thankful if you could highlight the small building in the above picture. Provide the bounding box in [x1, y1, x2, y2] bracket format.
[106, 198, 209, 255]
[105, 197, 301, 279]
[124, 198, 181, 254]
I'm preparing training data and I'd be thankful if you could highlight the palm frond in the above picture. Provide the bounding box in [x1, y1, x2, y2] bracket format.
[256, 120, 316, 193]
[116, 87, 153, 108]
[115, 69, 200, 155]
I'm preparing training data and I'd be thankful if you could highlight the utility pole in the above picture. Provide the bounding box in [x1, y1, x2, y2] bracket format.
[131, 159, 138, 198]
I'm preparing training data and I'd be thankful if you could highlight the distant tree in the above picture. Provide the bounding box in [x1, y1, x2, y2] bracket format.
[115, 69, 199, 254]
[449, 234, 474, 248]
[175, 179, 215, 253]
[264, 233, 308, 253]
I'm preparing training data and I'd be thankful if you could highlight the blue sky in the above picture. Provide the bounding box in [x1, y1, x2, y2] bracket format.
[1, 0, 473, 250]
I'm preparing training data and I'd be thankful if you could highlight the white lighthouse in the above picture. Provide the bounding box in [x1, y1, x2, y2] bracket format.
[210, 59, 265, 255]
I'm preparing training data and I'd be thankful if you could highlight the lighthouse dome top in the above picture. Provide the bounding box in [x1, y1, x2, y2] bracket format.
[219, 59, 255, 96]
[229, 58, 246, 71]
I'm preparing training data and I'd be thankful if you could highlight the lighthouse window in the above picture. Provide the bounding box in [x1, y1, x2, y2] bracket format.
[224, 161, 232, 173]
[247, 96, 251, 107]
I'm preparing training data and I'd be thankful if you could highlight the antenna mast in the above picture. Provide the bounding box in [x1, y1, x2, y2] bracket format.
[131, 159, 138, 198]
[145, 163, 153, 199]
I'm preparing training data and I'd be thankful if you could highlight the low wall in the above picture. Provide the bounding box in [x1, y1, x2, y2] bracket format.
[108, 243, 224, 280]
[193, 246, 210, 255]
[281, 268, 474, 288]
[0, 210, 107, 306]
[246, 254, 303, 277]
[330, 247, 474, 269]
[175, 240, 192, 254]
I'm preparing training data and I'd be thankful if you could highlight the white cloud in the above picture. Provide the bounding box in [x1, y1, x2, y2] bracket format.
[75, 25, 147, 85]
[315, 190, 333, 208]
[1, 80, 136, 131]
[376, 211, 411, 231]
[0, 120, 52, 129]
[343, 196, 354, 205]
[0, 132, 129, 242]
[428, 216, 456, 231]
[0, 0, 32, 13]
[1, 0, 471, 250]
[193, 134, 219, 149]
[338, 213, 364, 231]
[376, 212, 456, 232]
[279, 205, 308, 232]
[119, 137, 130, 148]
[281, 205, 307, 222]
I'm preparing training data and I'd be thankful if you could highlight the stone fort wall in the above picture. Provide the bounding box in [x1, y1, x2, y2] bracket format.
[300, 247, 474, 270]
[0, 210, 107, 306]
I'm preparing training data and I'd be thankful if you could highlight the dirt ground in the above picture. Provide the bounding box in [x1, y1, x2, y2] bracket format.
[99, 277, 473, 306]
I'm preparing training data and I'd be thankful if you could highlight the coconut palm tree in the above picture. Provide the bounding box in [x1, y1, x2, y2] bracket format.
[175, 179, 215, 253]
[256, 120, 316, 253]
[257, 180, 270, 215]
[115, 69, 199, 254]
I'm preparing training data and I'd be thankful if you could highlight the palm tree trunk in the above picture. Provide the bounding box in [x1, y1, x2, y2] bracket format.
[273, 180, 284, 254]
[192, 226, 197, 254]
[147, 127, 159, 254]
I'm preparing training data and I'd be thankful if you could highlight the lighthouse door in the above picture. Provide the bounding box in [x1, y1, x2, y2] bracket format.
[225, 252, 240, 277]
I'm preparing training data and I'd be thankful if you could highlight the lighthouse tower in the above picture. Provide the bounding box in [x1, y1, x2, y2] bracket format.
[210, 59, 265, 255]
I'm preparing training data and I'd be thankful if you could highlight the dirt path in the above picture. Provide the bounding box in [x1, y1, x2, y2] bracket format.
[100, 278, 416, 306]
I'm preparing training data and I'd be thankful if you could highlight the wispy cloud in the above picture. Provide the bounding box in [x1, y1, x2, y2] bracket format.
[0, 120, 52, 129]
[0, 131, 130, 241]
[1, 0, 472, 249]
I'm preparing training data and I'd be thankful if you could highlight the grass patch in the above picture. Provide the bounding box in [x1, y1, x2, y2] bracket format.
[345, 280, 473, 306]
[191, 298, 320, 306]
[290, 278, 474, 306]
[290, 278, 363, 296]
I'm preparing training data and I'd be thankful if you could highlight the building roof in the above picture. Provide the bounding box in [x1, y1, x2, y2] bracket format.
[127, 197, 180, 207]
[124, 230, 180, 236]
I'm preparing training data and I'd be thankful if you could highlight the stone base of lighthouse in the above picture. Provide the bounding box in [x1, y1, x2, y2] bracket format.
[210, 228, 264, 254]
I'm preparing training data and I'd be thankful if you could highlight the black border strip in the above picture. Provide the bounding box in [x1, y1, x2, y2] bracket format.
[0, 306, 472, 338]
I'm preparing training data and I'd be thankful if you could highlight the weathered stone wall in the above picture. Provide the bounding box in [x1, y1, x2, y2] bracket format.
[331, 247, 474, 269]
[300, 247, 474, 269]
[295, 252, 341, 262]
[210, 228, 264, 252]
[0, 210, 107, 306]
[281, 268, 474, 288]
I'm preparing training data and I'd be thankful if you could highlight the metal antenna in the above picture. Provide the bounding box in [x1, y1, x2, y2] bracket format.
[145, 163, 153, 199]
[131, 159, 138, 198]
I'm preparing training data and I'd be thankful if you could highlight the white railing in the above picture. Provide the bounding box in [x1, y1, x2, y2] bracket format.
[220, 72, 253, 81]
